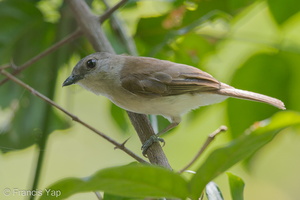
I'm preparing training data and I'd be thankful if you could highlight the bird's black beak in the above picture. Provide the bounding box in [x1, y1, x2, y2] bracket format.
[62, 74, 83, 87]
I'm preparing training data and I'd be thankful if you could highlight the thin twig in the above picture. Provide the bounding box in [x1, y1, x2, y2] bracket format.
[0, 69, 148, 164]
[0, 64, 12, 70]
[178, 125, 227, 173]
[99, 0, 128, 23]
[0, 29, 82, 86]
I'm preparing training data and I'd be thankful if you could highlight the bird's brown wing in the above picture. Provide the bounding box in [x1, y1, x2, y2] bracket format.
[120, 56, 221, 97]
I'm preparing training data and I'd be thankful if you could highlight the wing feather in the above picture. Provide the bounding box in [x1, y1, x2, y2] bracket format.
[120, 56, 221, 96]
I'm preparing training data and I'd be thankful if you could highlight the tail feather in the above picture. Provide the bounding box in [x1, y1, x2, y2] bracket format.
[218, 86, 286, 110]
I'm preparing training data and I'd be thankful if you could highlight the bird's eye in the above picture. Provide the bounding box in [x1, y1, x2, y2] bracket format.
[86, 59, 97, 69]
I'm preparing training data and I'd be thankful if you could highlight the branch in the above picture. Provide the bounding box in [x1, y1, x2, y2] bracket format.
[0, 69, 148, 164]
[126, 112, 171, 167]
[178, 125, 227, 173]
[67, 0, 114, 52]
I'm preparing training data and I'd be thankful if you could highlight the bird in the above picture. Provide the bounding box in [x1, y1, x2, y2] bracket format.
[63, 52, 285, 152]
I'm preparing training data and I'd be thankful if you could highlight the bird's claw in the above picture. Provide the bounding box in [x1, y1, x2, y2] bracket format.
[141, 135, 165, 157]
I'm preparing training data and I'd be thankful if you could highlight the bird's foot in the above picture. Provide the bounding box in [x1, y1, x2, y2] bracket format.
[141, 135, 165, 156]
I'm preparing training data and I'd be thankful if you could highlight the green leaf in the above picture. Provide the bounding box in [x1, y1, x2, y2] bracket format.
[227, 172, 245, 200]
[171, 33, 215, 66]
[268, 0, 300, 25]
[205, 182, 224, 200]
[188, 111, 300, 199]
[40, 164, 189, 200]
[0, 0, 74, 152]
[280, 52, 300, 112]
[0, 0, 43, 61]
[135, 15, 170, 51]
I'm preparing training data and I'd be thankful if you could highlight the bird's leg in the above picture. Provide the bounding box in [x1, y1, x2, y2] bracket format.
[141, 120, 180, 156]
[157, 122, 179, 137]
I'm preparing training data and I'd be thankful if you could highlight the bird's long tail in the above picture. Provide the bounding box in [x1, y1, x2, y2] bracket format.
[218, 84, 286, 110]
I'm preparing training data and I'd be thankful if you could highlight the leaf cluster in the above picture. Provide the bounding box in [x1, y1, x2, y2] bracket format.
[40, 111, 300, 200]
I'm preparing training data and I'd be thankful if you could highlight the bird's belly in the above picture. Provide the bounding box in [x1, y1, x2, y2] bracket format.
[111, 93, 228, 120]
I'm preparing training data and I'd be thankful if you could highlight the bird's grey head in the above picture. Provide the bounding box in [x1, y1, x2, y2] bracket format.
[62, 52, 112, 87]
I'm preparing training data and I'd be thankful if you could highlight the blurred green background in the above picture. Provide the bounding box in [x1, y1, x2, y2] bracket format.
[0, 0, 300, 199]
